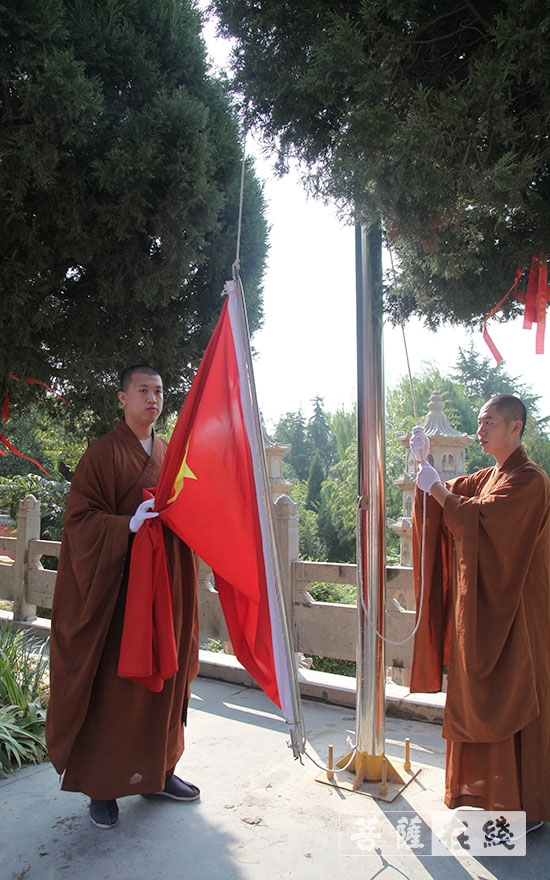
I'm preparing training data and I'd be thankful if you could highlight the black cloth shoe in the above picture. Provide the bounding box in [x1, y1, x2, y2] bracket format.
[143, 775, 200, 802]
[89, 799, 119, 829]
[513, 819, 544, 841]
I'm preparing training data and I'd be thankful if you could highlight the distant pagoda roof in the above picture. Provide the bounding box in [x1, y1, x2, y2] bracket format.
[398, 392, 475, 447]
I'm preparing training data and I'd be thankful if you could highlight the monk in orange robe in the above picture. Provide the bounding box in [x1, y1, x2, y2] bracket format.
[46, 365, 200, 829]
[410, 395, 550, 830]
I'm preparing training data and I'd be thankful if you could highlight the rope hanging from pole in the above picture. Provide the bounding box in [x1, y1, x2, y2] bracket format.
[387, 246, 419, 425]
[230, 144, 359, 770]
[357, 240, 427, 648]
[228, 142, 308, 759]
[356, 492, 427, 648]
[233, 143, 247, 275]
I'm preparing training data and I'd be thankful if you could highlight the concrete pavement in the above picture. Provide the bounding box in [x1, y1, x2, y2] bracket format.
[1, 675, 547, 880]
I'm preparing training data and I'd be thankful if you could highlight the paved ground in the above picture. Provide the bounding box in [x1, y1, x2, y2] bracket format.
[1, 675, 548, 880]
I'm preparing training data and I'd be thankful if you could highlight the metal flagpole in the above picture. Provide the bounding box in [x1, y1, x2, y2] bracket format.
[355, 222, 386, 767]
[318, 223, 420, 798]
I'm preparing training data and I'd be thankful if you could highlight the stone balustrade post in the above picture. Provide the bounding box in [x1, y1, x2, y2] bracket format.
[273, 494, 299, 613]
[13, 494, 40, 621]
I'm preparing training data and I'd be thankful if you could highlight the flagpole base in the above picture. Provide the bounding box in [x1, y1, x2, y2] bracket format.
[316, 739, 420, 802]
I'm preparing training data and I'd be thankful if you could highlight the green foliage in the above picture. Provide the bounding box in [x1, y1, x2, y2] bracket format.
[274, 398, 342, 483]
[274, 410, 312, 481]
[308, 582, 356, 605]
[213, 0, 550, 326]
[308, 397, 337, 472]
[385, 362, 477, 519]
[330, 407, 356, 461]
[522, 420, 550, 477]
[450, 344, 550, 474]
[274, 401, 357, 562]
[1, 0, 268, 439]
[305, 450, 324, 511]
[0, 400, 88, 480]
[275, 349, 550, 574]
[283, 479, 326, 561]
[308, 655, 356, 678]
[0, 624, 49, 775]
[0, 475, 70, 541]
[318, 441, 357, 563]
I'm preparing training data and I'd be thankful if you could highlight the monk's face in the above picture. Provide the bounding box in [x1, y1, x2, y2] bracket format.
[477, 402, 522, 465]
[117, 371, 163, 438]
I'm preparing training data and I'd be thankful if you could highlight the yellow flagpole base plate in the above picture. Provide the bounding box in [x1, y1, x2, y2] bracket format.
[316, 749, 421, 802]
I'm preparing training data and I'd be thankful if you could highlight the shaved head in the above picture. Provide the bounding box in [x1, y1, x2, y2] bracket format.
[119, 364, 160, 392]
[485, 395, 526, 437]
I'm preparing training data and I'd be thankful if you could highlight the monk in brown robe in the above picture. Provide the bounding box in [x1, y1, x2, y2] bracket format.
[409, 395, 550, 832]
[46, 365, 200, 829]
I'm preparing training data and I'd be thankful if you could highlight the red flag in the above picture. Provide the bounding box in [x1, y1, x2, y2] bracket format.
[162, 295, 281, 705]
[117, 489, 178, 692]
[120, 285, 302, 738]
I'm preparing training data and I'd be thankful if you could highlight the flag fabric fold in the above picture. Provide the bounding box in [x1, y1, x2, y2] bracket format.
[119, 285, 301, 733]
[118, 490, 178, 692]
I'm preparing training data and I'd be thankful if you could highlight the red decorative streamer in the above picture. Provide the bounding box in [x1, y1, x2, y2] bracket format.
[0, 376, 66, 478]
[482, 266, 522, 363]
[483, 256, 550, 361]
[0, 423, 53, 477]
[520, 254, 549, 355]
[9, 375, 66, 403]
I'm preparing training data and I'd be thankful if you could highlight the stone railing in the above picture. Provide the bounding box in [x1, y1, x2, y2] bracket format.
[0, 495, 419, 696]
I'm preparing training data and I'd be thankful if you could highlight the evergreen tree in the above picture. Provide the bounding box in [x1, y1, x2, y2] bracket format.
[1, 0, 268, 437]
[213, 0, 550, 326]
[307, 397, 337, 472]
[305, 449, 324, 511]
[317, 440, 357, 564]
[451, 345, 550, 473]
[452, 344, 528, 408]
[330, 406, 356, 460]
[273, 410, 311, 480]
[278, 359, 550, 570]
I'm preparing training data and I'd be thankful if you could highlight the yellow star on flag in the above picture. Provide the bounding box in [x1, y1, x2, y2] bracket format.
[167, 436, 197, 504]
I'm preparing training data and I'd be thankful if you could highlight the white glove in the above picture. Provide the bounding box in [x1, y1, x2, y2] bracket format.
[129, 498, 158, 533]
[416, 461, 441, 494]
[410, 425, 430, 462]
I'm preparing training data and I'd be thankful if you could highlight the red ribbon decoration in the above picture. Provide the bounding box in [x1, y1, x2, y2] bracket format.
[520, 254, 549, 355]
[483, 256, 550, 361]
[482, 266, 523, 363]
[0, 376, 66, 478]
[9, 375, 66, 403]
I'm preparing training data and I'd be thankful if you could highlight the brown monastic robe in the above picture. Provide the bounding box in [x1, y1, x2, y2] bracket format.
[46, 419, 200, 800]
[410, 446, 550, 820]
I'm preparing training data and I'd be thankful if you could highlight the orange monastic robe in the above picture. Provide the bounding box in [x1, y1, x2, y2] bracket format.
[46, 420, 200, 800]
[411, 446, 550, 820]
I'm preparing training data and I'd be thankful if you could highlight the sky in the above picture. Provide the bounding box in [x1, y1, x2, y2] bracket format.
[250, 166, 550, 431]
[201, 8, 550, 433]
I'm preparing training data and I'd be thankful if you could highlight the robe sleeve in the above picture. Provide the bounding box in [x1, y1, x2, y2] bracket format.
[409, 487, 453, 693]
[61, 443, 133, 611]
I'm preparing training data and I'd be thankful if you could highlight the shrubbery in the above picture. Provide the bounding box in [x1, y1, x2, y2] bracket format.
[0, 624, 49, 775]
[0, 475, 70, 542]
